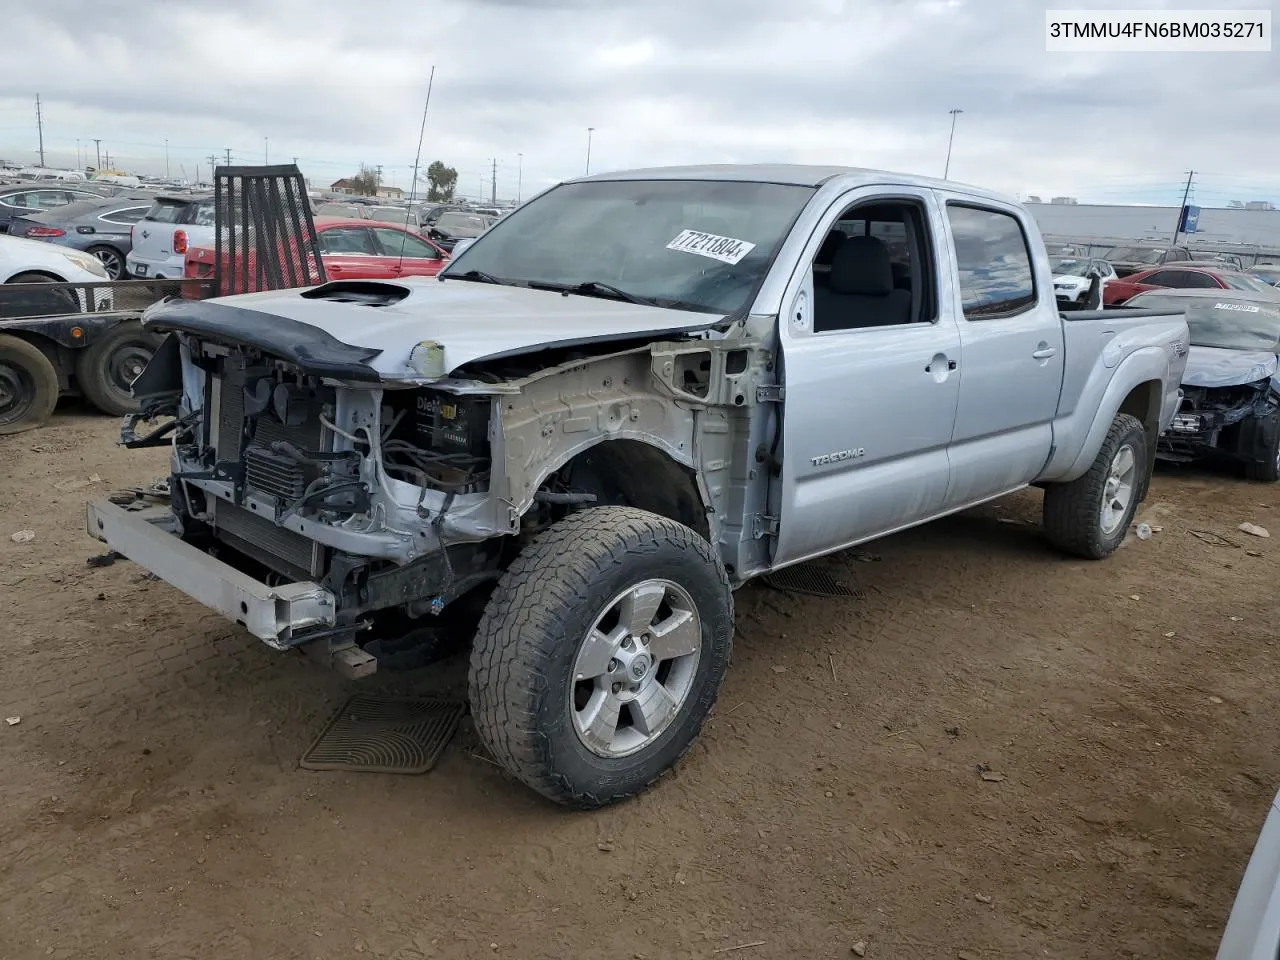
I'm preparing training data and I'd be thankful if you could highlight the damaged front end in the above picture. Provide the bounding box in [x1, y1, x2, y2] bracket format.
[90, 304, 515, 661]
[90, 293, 768, 664]
[1159, 378, 1278, 463]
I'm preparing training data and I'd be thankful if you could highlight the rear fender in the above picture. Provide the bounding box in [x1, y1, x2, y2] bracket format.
[1043, 346, 1173, 483]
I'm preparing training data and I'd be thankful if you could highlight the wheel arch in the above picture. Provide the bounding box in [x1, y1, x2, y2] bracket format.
[523, 436, 711, 541]
[1117, 379, 1162, 501]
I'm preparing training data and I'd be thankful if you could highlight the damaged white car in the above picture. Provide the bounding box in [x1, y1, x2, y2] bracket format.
[1133, 289, 1280, 481]
[89, 165, 1189, 807]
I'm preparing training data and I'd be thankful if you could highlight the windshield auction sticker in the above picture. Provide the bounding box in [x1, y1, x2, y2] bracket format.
[666, 229, 756, 265]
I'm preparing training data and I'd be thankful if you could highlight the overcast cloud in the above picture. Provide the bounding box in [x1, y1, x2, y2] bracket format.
[1, 0, 1277, 206]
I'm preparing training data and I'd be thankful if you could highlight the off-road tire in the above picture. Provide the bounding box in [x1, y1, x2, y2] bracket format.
[74, 320, 163, 416]
[1244, 412, 1280, 483]
[1043, 413, 1147, 559]
[468, 506, 733, 809]
[0, 333, 59, 435]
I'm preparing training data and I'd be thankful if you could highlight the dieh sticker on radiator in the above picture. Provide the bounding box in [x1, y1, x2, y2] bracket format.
[666, 229, 756, 265]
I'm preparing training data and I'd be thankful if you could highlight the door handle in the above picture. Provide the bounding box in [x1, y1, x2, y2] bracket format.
[925, 356, 958, 376]
[1033, 346, 1057, 359]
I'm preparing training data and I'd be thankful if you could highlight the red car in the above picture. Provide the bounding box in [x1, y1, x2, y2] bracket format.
[1103, 264, 1276, 306]
[183, 216, 450, 292]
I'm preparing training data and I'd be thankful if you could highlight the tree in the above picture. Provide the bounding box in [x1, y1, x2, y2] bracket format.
[426, 160, 458, 201]
[347, 163, 381, 196]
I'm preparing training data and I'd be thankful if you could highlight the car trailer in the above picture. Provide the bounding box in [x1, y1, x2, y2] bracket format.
[0, 278, 212, 435]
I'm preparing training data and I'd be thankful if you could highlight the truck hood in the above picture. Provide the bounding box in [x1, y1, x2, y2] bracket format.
[1182, 345, 1279, 389]
[143, 277, 725, 380]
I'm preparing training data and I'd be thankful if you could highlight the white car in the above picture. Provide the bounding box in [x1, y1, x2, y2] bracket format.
[0, 233, 112, 310]
[125, 193, 216, 280]
[1051, 255, 1115, 305]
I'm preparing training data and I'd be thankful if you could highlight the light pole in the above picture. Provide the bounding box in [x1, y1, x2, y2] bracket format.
[517, 152, 523, 203]
[585, 127, 594, 176]
[943, 108, 963, 180]
[164, 138, 170, 178]
[264, 137, 269, 164]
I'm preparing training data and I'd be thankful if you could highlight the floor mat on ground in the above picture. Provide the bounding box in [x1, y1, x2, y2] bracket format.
[300, 695, 466, 774]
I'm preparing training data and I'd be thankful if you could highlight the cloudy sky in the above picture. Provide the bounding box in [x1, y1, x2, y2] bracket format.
[2, 0, 1277, 206]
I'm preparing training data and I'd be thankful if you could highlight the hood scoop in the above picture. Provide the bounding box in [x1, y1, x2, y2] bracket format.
[300, 281, 411, 306]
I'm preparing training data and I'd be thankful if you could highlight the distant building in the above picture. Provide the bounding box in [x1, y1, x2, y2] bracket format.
[1029, 202, 1280, 249]
[1050, 196, 1079, 205]
[1027, 195, 1042, 204]
[330, 178, 359, 195]
[376, 185, 404, 199]
[1245, 200, 1276, 212]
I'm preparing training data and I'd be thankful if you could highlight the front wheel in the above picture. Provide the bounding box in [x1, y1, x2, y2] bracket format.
[1043, 413, 1147, 559]
[469, 506, 733, 808]
[1244, 413, 1280, 483]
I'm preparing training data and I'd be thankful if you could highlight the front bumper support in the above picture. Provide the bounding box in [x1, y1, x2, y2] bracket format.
[86, 499, 336, 649]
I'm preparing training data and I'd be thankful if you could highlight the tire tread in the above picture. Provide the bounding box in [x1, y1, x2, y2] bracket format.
[1043, 413, 1146, 559]
[468, 506, 731, 808]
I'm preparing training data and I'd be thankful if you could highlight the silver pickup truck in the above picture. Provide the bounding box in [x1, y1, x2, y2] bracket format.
[89, 165, 1189, 807]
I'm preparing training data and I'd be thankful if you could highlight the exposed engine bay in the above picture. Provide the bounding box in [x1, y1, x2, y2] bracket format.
[1158, 378, 1277, 463]
[128, 335, 508, 647]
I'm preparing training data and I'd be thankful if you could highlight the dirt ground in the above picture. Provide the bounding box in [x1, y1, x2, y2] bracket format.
[2, 406, 1279, 960]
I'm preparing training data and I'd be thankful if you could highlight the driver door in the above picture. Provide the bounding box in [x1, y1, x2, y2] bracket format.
[769, 188, 962, 566]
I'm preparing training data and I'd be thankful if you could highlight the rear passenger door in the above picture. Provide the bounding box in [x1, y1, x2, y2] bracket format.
[772, 188, 962, 566]
[939, 200, 1064, 507]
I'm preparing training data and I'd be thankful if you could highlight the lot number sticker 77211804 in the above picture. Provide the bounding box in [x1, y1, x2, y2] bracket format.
[665, 229, 756, 265]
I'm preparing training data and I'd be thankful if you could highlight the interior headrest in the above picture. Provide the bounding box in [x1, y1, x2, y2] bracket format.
[816, 231, 845, 264]
[830, 235, 893, 296]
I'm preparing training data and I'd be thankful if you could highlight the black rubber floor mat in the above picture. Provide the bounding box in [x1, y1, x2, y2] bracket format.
[761, 564, 857, 598]
[300, 695, 466, 774]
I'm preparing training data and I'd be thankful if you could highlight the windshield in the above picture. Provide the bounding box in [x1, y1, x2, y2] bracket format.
[1050, 257, 1091, 277]
[1130, 294, 1280, 352]
[1222, 273, 1277, 293]
[444, 178, 815, 313]
[1105, 246, 1164, 264]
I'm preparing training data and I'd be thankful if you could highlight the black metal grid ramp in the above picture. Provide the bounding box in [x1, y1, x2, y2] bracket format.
[300, 695, 466, 774]
[761, 564, 858, 598]
[214, 164, 326, 296]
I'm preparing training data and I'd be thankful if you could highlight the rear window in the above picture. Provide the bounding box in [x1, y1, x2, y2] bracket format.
[145, 199, 187, 223]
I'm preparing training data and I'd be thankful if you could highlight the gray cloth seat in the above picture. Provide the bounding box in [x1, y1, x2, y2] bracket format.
[814, 235, 913, 330]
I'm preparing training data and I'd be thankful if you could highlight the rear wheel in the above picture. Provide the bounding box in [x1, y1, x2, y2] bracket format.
[1043, 413, 1147, 559]
[469, 506, 733, 808]
[87, 245, 126, 281]
[74, 320, 163, 416]
[0, 333, 59, 435]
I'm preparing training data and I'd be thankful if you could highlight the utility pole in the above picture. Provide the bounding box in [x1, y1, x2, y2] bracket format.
[224, 147, 232, 166]
[35, 94, 45, 167]
[75, 138, 81, 170]
[92, 139, 102, 169]
[585, 127, 595, 176]
[1172, 170, 1196, 243]
[264, 137, 269, 164]
[943, 108, 963, 179]
[517, 153, 523, 203]
[164, 138, 170, 178]
[207, 154, 218, 182]
[490, 157, 497, 205]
